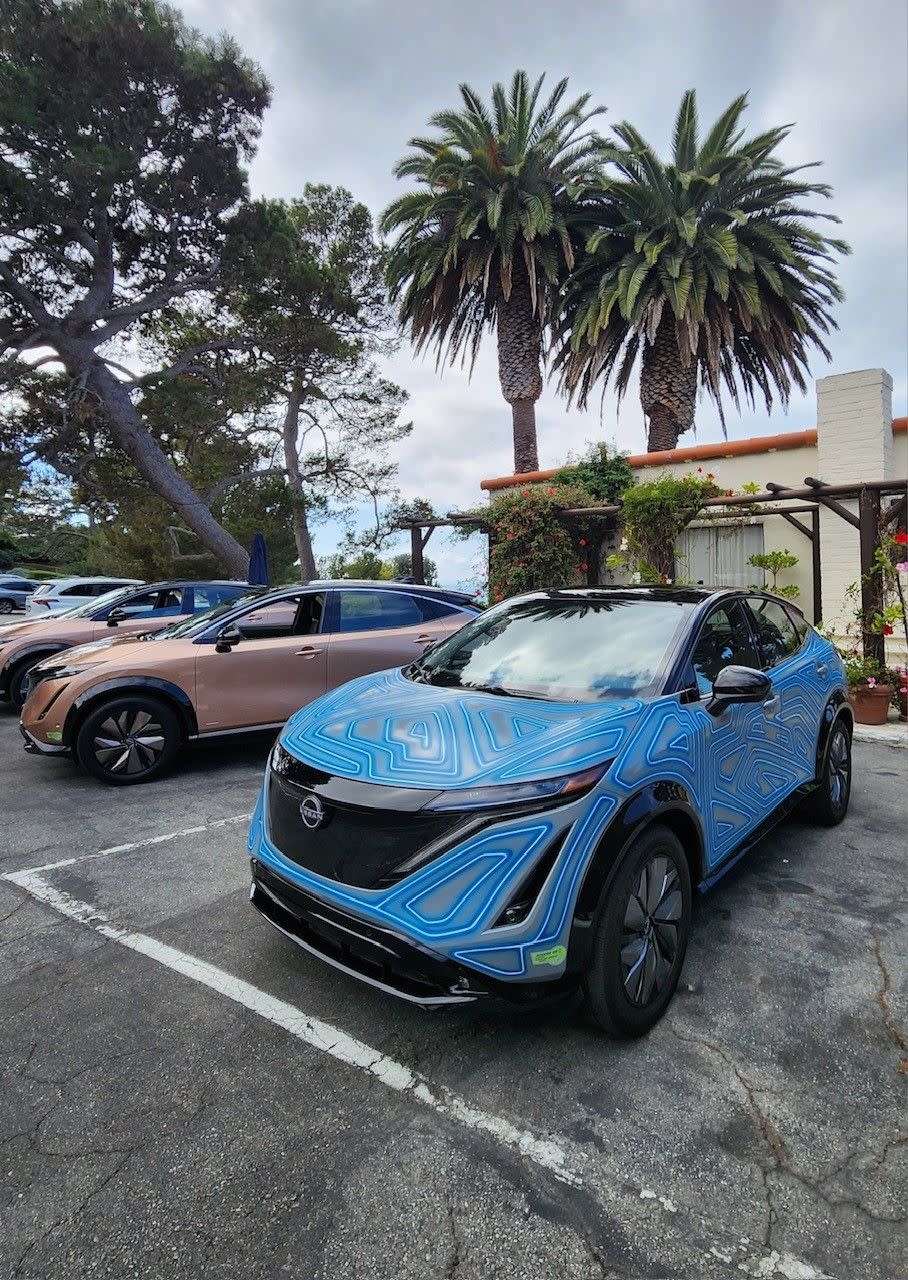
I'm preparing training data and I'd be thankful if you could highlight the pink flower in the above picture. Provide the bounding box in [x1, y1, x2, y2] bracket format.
[579, 538, 587, 547]
[580, 562, 588, 572]
[546, 486, 555, 495]
[866, 677, 877, 688]
[896, 562, 908, 573]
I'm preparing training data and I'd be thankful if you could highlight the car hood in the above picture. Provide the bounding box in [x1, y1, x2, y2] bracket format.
[32, 634, 179, 673]
[0, 616, 93, 642]
[281, 666, 646, 789]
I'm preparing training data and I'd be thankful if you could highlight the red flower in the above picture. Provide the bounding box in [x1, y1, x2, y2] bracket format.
[506, 531, 514, 540]
[546, 486, 555, 495]
[883, 624, 894, 635]
[580, 562, 588, 572]
[579, 537, 587, 547]
[494, 592, 504, 601]
[895, 531, 908, 545]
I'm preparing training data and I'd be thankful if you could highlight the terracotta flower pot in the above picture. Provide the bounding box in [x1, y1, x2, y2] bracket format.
[849, 684, 893, 726]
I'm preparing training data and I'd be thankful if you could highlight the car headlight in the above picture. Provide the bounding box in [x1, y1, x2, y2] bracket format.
[32, 661, 101, 683]
[421, 762, 611, 811]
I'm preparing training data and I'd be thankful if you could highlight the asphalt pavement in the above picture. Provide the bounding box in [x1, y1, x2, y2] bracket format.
[1, 710, 905, 1280]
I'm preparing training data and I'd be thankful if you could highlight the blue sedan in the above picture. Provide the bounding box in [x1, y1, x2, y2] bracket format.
[248, 587, 851, 1037]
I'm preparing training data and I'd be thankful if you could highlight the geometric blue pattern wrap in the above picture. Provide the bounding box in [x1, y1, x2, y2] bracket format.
[248, 630, 845, 983]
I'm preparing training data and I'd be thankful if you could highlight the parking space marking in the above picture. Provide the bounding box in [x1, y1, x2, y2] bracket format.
[3, 868, 580, 1187]
[15, 813, 251, 877]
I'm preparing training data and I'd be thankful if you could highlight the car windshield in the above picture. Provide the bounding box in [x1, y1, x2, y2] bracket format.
[150, 589, 267, 639]
[51, 586, 139, 619]
[410, 594, 695, 702]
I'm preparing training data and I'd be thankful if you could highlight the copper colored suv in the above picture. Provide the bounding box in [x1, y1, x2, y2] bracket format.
[20, 581, 479, 784]
[0, 580, 246, 708]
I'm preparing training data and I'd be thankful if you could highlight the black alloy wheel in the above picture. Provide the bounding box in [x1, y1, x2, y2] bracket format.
[584, 824, 692, 1038]
[806, 721, 852, 826]
[0, 599, 14, 614]
[76, 695, 181, 785]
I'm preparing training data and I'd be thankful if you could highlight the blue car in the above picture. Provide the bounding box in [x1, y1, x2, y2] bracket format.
[248, 587, 852, 1037]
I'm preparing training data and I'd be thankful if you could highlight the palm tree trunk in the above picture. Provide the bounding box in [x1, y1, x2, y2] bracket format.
[497, 268, 542, 474]
[640, 312, 697, 454]
[282, 382, 317, 582]
[510, 399, 539, 474]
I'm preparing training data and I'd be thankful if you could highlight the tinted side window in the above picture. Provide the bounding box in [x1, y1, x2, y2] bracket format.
[337, 590, 423, 633]
[691, 602, 761, 693]
[786, 607, 810, 644]
[61, 584, 86, 597]
[193, 584, 243, 611]
[747, 597, 802, 669]
[235, 599, 301, 640]
[413, 596, 460, 621]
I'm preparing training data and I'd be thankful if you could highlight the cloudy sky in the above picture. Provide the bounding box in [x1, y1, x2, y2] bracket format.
[179, 0, 908, 585]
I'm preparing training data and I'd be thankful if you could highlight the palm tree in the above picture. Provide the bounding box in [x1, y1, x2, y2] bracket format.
[556, 90, 849, 452]
[381, 71, 606, 474]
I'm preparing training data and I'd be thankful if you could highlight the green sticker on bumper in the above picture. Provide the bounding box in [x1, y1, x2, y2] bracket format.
[530, 945, 566, 967]
[45, 731, 63, 743]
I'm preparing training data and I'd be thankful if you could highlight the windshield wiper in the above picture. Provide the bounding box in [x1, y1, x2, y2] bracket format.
[463, 682, 545, 700]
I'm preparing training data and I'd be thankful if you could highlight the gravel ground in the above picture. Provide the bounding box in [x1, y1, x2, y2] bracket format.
[1, 710, 905, 1280]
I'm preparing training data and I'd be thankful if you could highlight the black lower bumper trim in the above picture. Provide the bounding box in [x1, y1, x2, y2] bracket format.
[19, 724, 69, 756]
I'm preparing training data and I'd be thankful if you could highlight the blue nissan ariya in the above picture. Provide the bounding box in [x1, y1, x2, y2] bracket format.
[247, 586, 851, 1037]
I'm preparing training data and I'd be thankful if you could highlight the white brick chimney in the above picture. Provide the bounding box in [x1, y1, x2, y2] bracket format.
[815, 368, 895, 633]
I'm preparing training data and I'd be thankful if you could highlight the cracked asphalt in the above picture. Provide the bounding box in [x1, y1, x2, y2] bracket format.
[1, 711, 905, 1280]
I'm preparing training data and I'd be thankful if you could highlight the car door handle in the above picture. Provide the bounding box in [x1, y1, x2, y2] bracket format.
[762, 694, 780, 715]
[414, 634, 434, 644]
[815, 662, 829, 678]
[296, 645, 322, 659]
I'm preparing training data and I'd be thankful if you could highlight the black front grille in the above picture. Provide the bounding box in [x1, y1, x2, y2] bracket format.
[266, 765, 470, 889]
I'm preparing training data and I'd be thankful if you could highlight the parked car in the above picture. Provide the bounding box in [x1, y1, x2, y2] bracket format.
[20, 581, 480, 783]
[0, 576, 39, 614]
[247, 586, 851, 1038]
[26, 576, 142, 616]
[1, 581, 247, 708]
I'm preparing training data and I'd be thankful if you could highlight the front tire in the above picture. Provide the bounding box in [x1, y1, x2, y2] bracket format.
[76, 695, 181, 785]
[9, 655, 48, 710]
[583, 824, 692, 1038]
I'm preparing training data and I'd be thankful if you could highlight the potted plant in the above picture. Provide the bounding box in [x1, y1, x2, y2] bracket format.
[887, 664, 908, 721]
[843, 654, 893, 725]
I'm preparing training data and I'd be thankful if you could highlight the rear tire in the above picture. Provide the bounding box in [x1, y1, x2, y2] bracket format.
[76, 695, 181, 785]
[804, 721, 852, 827]
[583, 824, 692, 1038]
[0, 598, 13, 614]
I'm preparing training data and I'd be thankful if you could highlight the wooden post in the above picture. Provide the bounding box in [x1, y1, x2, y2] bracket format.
[811, 507, 822, 627]
[410, 524, 425, 585]
[858, 487, 884, 666]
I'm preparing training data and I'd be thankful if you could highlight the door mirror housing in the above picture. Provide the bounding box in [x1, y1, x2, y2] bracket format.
[215, 623, 243, 653]
[106, 606, 126, 627]
[706, 665, 771, 718]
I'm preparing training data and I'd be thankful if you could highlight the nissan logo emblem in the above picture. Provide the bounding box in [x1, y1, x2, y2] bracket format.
[299, 793, 326, 830]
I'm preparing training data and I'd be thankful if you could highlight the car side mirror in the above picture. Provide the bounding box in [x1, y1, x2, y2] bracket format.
[706, 665, 771, 718]
[215, 622, 243, 653]
[106, 606, 126, 627]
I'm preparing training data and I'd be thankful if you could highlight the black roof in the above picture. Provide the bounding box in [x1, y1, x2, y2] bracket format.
[521, 584, 805, 611]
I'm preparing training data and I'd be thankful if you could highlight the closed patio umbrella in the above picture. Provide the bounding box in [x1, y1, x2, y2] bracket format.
[248, 532, 270, 586]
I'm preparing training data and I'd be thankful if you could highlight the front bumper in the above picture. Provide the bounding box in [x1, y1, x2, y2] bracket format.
[251, 859, 578, 1007]
[20, 723, 69, 756]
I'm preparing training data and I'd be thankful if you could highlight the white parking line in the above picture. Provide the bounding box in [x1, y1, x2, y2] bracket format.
[17, 813, 251, 876]
[3, 868, 580, 1187]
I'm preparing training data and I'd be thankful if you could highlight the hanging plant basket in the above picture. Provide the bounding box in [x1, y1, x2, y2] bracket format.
[848, 684, 893, 726]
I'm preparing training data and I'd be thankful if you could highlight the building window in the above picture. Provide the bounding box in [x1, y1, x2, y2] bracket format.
[677, 524, 764, 588]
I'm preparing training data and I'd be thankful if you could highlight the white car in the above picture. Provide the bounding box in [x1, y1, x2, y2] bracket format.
[26, 576, 142, 616]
